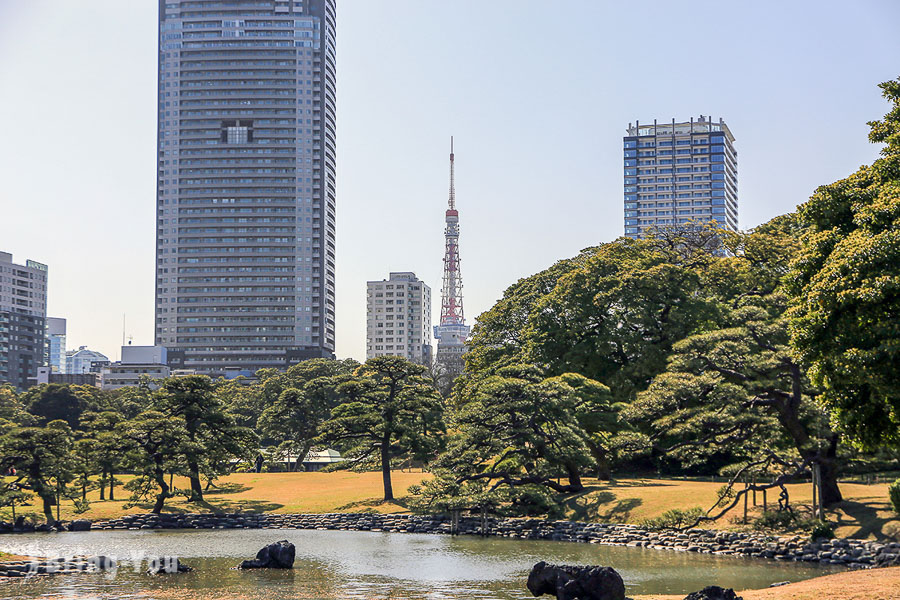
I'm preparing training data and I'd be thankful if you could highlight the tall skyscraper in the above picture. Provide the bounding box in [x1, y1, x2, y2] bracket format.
[45, 316, 67, 374]
[433, 140, 470, 379]
[155, 0, 337, 376]
[366, 272, 432, 365]
[624, 116, 738, 239]
[0, 252, 48, 390]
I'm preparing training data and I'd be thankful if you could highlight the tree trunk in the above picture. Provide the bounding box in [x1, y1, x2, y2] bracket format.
[818, 435, 843, 506]
[586, 439, 612, 480]
[99, 470, 106, 501]
[188, 461, 204, 502]
[109, 475, 115, 501]
[41, 494, 54, 524]
[153, 475, 170, 515]
[565, 463, 584, 491]
[381, 438, 393, 502]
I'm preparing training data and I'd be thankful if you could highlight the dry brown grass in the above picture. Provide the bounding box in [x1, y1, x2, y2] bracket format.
[634, 566, 900, 600]
[3, 473, 898, 541]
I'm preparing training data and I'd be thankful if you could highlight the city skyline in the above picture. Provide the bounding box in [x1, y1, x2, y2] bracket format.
[1, 1, 898, 363]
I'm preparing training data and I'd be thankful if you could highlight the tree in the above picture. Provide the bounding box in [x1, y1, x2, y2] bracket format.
[0, 386, 29, 425]
[527, 237, 716, 405]
[318, 357, 444, 501]
[257, 358, 358, 470]
[118, 411, 188, 514]
[462, 248, 597, 377]
[155, 375, 256, 501]
[0, 421, 75, 523]
[79, 411, 126, 500]
[20, 384, 100, 430]
[414, 365, 602, 515]
[789, 78, 900, 450]
[626, 217, 844, 508]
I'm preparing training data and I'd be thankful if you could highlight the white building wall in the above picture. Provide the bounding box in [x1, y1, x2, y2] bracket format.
[366, 272, 432, 365]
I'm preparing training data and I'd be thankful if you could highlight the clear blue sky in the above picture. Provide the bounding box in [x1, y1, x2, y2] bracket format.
[0, 0, 897, 362]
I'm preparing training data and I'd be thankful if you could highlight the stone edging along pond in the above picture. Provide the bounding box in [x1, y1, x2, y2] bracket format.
[5, 512, 885, 571]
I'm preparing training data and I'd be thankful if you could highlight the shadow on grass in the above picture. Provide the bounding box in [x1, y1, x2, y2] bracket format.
[334, 497, 410, 512]
[562, 487, 645, 523]
[204, 482, 250, 495]
[833, 500, 897, 541]
[128, 499, 284, 514]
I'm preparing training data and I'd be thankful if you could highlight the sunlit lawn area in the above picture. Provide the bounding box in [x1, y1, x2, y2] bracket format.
[3, 473, 897, 540]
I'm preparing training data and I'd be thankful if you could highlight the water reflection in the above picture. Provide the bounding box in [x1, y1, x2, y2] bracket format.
[0, 529, 842, 599]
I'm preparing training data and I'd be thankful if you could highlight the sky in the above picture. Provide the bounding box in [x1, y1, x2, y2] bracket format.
[0, 0, 898, 362]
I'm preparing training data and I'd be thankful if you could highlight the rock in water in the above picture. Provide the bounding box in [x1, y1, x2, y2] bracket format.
[683, 586, 743, 600]
[526, 561, 625, 600]
[69, 519, 92, 532]
[147, 557, 193, 575]
[237, 540, 295, 569]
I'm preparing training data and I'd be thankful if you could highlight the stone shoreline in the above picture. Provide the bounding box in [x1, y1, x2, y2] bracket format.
[34, 512, 896, 570]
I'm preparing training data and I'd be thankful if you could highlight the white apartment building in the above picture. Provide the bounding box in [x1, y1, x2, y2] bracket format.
[366, 272, 432, 365]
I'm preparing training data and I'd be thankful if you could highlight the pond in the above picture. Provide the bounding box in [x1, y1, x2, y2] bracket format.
[0, 529, 842, 599]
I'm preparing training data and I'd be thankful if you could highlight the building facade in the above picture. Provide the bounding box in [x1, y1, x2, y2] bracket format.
[45, 317, 67, 374]
[0, 252, 48, 390]
[624, 116, 738, 239]
[155, 0, 338, 377]
[366, 272, 432, 365]
[66, 346, 110, 375]
[101, 345, 171, 390]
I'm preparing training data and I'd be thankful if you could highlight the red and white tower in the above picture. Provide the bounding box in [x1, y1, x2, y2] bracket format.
[434, 138, 470, 376]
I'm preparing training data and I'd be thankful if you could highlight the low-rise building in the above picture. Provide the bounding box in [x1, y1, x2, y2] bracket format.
[66, 346, 110, 375]
[100, 345, 170, 390]
[35, 366, 100, 387]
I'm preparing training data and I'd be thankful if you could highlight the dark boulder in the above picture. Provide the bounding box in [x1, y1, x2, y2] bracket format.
[237, 540, 295, 569]
[526, 561, 625, 600]
[683, 586, 743, 600]
[875, 553, 900, 568]
[147, 557, 192, 575]
[69, 519, 92, 532]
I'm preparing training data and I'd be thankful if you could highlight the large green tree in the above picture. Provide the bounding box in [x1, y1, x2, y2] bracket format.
[318, 357, 444, 501]
[118, 411, 188, 514]
[155, 376, 256, 501]
[0, 420, 75, 523]
[413, 365, 606, 515]
[789, 78, 900, 449]
[626, 217, 844, 506]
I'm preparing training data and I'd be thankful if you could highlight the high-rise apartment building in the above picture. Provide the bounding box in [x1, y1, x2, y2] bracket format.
[0, 252, 48, 390]
[366, 272, 432, 365]
[624, 116, 738, 239]
[155, 0, 337, 376]
[45, 317, 67, 374]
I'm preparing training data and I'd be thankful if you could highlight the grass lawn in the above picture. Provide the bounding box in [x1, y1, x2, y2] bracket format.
[3, 472, 898, 540]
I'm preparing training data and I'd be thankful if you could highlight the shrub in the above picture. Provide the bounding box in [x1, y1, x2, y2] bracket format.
[809, 519, 835, 541]
[889, 478, 900, 514]
[753, 510, 797, 531]
[639, 507, 705, 531]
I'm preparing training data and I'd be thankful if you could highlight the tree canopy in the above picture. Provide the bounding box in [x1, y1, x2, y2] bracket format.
[789, 77, 900, 449]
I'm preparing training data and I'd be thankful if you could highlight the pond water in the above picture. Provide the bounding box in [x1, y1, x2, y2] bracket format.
[0, 529, 841, 599]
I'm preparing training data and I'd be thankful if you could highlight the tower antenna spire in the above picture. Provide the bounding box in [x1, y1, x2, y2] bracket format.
[448, 136, 455, 211]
